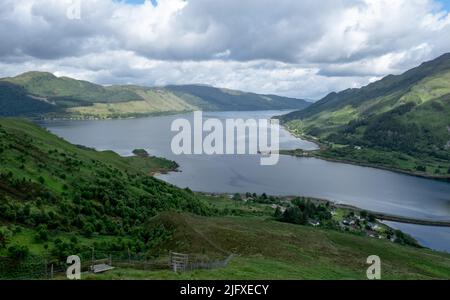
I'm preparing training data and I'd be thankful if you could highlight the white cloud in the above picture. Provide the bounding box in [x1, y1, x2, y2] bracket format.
[0, 0, 450, 99]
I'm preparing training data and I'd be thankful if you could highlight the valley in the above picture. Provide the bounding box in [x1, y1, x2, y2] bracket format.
[2, 117, 450, 280]
[2, 54, 450, 280]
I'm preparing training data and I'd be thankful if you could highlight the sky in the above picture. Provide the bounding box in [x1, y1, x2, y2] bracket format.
[1, 0, 450, 100]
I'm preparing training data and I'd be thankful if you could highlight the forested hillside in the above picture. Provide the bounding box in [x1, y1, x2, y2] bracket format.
[0, 82, 57, 117]
[0, 118, 211, 255]
[281, 53, 450, 177]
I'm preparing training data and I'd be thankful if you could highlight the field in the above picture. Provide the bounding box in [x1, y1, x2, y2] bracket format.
[87, 213, 450, 280]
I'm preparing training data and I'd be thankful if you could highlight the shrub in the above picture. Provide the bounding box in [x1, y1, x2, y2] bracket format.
[416, 165, 426, 172]
[7, 245, 29, 260]
[35, 224, 49, 242]
[368, 214, 376, 223]
[82, 223, 96, 237]
[281, 207, 307, 225]
[38, 176, 45, 184]
[0, 228, 11, 249]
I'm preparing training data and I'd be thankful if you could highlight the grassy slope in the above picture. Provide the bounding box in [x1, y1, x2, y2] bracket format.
[89, 212, 450, 280]
[281, 54, 450, 177]
[2, 72, 142, 106]
[0, 118, 178, 179]
[67, 88, 199, 118]
[0, 72, 310, 119]
[0, 118, 210, 238]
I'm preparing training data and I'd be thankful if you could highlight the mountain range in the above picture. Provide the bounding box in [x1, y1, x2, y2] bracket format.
[281, 53, 450, 177]
[0, 72, 310, 119]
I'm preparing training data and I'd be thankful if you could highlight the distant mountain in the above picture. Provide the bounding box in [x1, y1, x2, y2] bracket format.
[166, 84, 311, 111]
[0, 72, 310, 118]
[2, 71, 142, 107]
[281, 53, 450, 176]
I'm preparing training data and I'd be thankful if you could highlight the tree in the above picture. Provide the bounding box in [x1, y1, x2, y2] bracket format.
[360, 211, 368, 219]
[82, 222, 96, 237]
[0, 228, 11, 249]
[7, 245, 29, 260]
[35, 224, 49, 242]
[368, 214, 376, 223]
[393, 230, 420, 247]
[416, 165, 426, 172]
[274, 207, 283, 219]
[232, 193, 242, 201]
[281, 207, 307, 225]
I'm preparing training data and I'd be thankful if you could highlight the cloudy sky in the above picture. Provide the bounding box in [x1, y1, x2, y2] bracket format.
[1, 0, 450, 100]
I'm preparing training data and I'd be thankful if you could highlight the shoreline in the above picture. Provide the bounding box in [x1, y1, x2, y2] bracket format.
[280, 149, 450, 181]
[31, 110, 192, 122]
[280, 126, 450, 181]
[33, 108, 302, 122]
[200, 192, 450, 228]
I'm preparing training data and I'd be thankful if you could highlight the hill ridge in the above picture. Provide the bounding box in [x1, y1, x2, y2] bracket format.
[280, 53, 450, 177]
[0, 72, 310, 118]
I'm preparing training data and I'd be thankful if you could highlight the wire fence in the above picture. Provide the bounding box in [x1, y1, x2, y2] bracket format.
[0, 250, 234, 280]
[169, 251, 234, 272]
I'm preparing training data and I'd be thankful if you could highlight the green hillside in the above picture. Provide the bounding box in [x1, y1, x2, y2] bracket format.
[0, 82, 57, 117]
[281, 53, 450, 177]
[2, 71, 142, 107]
[166, 84, 311, 111]
[0, 118, 211, 256]
[89, 212, 450, 280]
[1, 118, 450, 280]
[0, 72, 310, 119]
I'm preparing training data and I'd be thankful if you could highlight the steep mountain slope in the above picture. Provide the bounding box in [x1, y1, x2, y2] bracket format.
[283, 53, 450, 123]
[0, 82, 57, 116]
[281, 53, 450, 177]
[166, 84, 311, 111]
[0, 72, 310, 118]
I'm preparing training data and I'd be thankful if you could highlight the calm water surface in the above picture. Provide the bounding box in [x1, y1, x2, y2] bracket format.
[39, 111, 450, 252]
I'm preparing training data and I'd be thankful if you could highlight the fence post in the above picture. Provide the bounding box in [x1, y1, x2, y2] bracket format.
[51, 264, 54, 279]
[91, 247, 95, 270]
